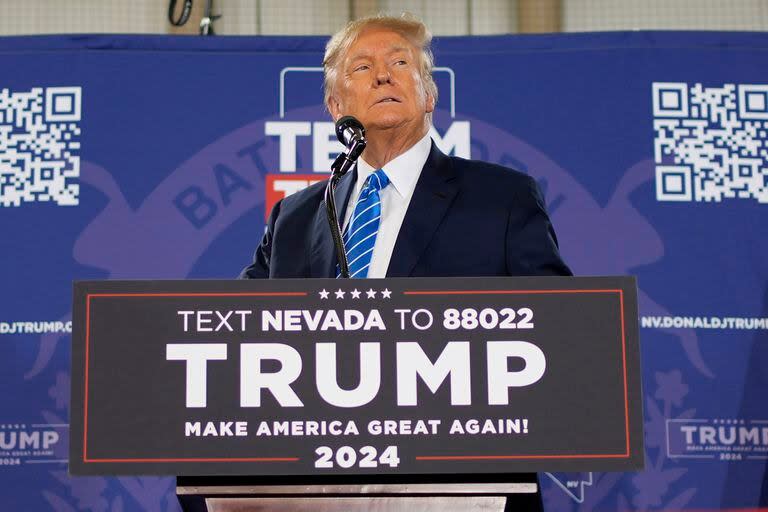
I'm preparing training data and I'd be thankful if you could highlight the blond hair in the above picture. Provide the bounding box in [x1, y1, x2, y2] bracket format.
[323, 13, 438, 112]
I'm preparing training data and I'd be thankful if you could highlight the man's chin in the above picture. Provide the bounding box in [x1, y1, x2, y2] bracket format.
[364, 116, 409, 132]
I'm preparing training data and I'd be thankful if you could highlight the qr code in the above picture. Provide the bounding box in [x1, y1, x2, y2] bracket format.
[653, 82, 768, 203]
[0, 87, 81, 207]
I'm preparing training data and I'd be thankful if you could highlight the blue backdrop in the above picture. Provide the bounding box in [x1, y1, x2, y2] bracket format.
[1, 31, 767, 511]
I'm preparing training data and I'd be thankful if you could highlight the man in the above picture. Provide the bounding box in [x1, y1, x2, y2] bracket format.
[241, 13, 570, 511]
[241, 14, 569, 281]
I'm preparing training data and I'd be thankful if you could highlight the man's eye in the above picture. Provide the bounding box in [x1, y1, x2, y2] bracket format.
[395, 60, 407, 66]
[353, 65, 370, 72]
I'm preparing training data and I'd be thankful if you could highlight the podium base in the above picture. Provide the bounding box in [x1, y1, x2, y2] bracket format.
[177, 482, 536, 512]
[205, 496, 506, 511]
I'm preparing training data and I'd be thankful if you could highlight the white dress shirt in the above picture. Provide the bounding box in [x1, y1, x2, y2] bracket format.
[341, 132, 432, 278]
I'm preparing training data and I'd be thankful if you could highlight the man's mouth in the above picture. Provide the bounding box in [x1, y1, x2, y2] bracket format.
[376, 97, 400, 104]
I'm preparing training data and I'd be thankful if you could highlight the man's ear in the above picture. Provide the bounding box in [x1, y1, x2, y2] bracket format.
[328, 95, 342, 121]
[425, 91, 435, 114]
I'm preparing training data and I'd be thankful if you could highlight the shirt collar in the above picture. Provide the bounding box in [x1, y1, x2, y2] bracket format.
[357, 131, 432, 198]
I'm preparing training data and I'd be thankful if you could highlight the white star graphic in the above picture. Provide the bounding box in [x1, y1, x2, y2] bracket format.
[381, 288, 392, 299]
[335, 289, 346, 299]
[319, 289, 329, 299]
[366, 288, 377, 299]
[350, 289, 361, 299]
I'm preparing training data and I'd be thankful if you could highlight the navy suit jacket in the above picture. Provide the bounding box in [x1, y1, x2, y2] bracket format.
[241, 142, 570, 279]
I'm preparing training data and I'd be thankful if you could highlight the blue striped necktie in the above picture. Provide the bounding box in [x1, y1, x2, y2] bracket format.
[338, 169, 390, 278]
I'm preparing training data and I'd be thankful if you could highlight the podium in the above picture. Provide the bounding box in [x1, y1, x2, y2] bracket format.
[68, 276, 644, 511]
[176, 475, 534, 511]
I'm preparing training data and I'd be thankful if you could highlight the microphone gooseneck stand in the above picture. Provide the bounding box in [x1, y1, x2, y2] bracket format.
[325, 136, 366, 278]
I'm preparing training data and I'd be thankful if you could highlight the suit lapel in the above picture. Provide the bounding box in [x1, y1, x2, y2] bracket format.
[310, 167, 357, 278]
[387, 143, 459, 277]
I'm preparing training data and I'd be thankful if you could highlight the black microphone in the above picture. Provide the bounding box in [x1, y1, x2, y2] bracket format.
[335, 115, 365, 146]
[334, 116, 366, 162]
[325, 116, 367, 278]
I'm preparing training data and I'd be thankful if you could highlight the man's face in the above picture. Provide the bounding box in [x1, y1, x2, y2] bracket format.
[328, 28, 435, 135]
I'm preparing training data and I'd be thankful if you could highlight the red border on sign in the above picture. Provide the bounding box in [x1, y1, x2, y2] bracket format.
[82, 287, 632, 464]
[402, 288, 631, 462]
[82, 291, 306, 464]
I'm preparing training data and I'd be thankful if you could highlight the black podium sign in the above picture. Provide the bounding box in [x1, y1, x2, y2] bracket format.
[70, 276, 643, 476]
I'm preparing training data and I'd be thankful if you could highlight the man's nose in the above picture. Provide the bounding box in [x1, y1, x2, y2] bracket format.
[374, 66, 392, 85]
